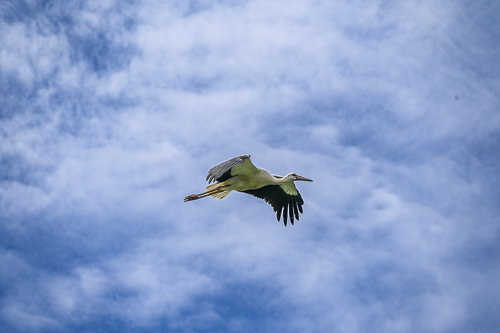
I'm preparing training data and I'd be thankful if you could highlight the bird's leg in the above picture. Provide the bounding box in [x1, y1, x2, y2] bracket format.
[184, 185, 227, 202]
[184, 189, 220, 201]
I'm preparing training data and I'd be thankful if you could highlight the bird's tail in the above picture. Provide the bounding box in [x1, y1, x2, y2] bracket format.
[205, 183, 231, 199]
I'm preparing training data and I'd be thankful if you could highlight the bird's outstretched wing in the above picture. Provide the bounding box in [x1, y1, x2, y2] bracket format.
[242, 183, 304, 226]
[206, 154, 258, 184]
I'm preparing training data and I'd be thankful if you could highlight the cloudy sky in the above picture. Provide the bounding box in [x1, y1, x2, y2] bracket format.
[1, 0, 499, 332]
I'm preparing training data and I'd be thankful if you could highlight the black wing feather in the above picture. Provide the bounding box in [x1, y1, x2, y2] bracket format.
[288, 199, 294, 225]
[293, 201, 299, 221]
[206, 155, 249, 184]
[242, 184, 305, 227]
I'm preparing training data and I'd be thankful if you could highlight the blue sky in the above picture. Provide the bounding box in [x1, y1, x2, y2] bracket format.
[1, 0, 499, 332]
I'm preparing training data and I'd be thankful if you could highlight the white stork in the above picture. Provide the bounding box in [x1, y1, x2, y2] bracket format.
[184, 154, 312, 226]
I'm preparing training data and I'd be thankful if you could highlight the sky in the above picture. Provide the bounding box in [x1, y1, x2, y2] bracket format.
[1, 0, 500, 332]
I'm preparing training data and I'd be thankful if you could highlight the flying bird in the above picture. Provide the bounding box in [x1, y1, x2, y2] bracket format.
[184, 154, 312, 226]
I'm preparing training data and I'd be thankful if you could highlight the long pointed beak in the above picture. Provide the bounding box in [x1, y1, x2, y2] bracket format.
[296, 175, 313, 182]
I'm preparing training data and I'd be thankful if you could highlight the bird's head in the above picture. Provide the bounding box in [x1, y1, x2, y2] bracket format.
[286, 173, 313, 182]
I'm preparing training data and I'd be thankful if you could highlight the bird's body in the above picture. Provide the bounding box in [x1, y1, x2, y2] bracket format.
[184, 154, 312, 226]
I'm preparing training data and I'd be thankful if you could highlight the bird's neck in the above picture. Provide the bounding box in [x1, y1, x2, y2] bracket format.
[273, 174, 293, 184]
